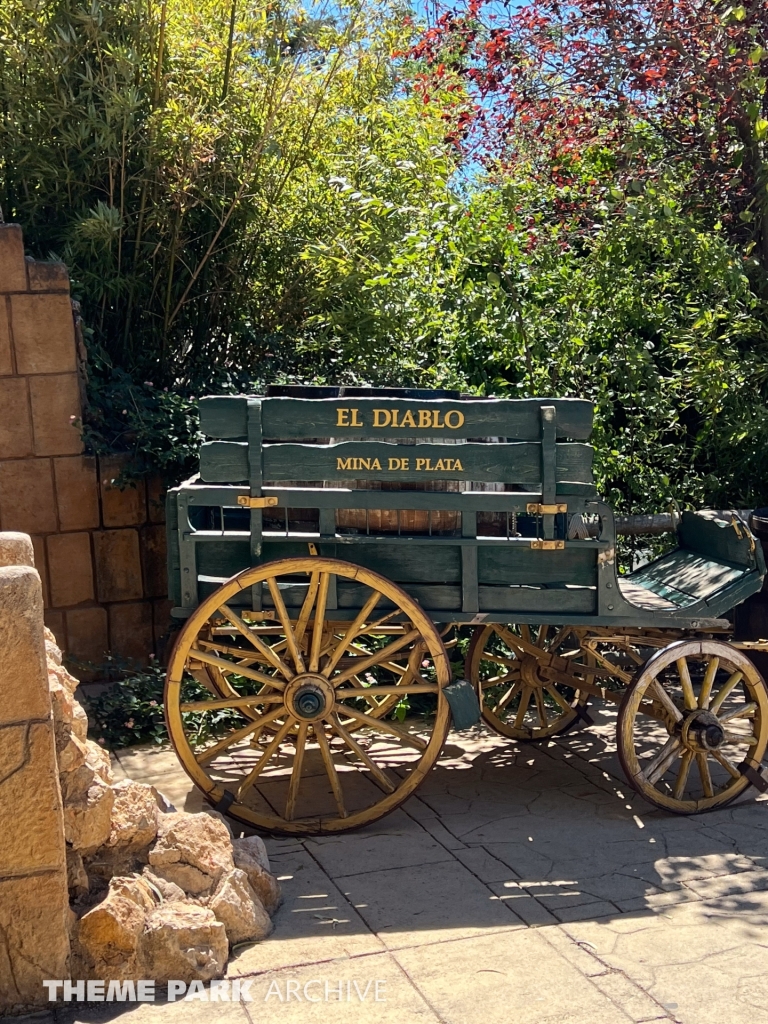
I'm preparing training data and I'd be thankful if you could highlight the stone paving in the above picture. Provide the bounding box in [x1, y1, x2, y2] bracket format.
[18, 704, 768, 1024]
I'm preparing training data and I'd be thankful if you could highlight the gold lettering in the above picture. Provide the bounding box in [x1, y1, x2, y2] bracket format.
[418, 409, 432, 428]
[337, 457, 354, 470]
[425, 459, 434, 471]
[433, 410, 443, 428]
[435, 459, 445, 471]
[388, 457, 401, 470]
[391, 409, 399, 428]
[400, 409, 416, 428]
[336, 407, 350, 427]
[373, 409, 391, 427]
[371, 458, 381, 470]
[444, 409, 465, 429]
[350, 408, 363, 427]
[400, 458, 410, 470]
[359, 458, 371, 470]
[454, 459, 463, 471]
[416, 458, 426, 471]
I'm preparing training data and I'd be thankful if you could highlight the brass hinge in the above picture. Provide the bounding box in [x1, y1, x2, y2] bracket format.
[527, 503, 568, 515]
[530, 539, 565, 550]
[237, 495, 278, 508]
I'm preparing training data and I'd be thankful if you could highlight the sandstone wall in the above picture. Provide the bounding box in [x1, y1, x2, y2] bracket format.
[0, 534, 70, 1010]
[0, 224, 171, 668]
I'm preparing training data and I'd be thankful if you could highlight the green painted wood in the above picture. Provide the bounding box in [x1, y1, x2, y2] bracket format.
[200, 441, 249, 482]
[477, 585, 596, 613]
[627, 550, 748, 603]
[199, 395, 594, 441]
[477, 546, 597, 587]
[199, 439, 595, 486]
[678, 511, 755, 566]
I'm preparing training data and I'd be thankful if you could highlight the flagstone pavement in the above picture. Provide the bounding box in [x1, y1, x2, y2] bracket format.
[15, 705, 768, 1024]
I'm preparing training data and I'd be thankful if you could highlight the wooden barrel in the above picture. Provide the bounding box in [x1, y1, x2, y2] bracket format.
[262, 385, 466, 535]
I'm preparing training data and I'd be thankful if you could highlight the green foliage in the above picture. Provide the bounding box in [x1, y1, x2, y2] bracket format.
[86, 658, 246, 748]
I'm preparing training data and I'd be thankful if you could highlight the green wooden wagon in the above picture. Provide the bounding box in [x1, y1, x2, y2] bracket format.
[165, 388, 768, 833]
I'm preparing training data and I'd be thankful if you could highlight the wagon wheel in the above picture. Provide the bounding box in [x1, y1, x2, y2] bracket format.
[196, 620, 425, 731]
[466, 624, 593, 741]
[165, 557, 451, 834]
[617, 639, 768, 813]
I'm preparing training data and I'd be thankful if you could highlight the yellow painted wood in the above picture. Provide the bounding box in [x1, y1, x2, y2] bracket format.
[164, 555, 450, 834]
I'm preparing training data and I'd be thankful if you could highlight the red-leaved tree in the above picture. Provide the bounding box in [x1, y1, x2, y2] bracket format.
[410, 0, 768, 275]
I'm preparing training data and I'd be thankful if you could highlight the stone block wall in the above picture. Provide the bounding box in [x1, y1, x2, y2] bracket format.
[0, 534, 70, 1010]
[0, 224, 170, 669]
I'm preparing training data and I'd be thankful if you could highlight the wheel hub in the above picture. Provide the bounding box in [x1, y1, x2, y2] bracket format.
[681, 710, 725, 752]
[520, 655, 549, 688]
[285, 674, 335, 722]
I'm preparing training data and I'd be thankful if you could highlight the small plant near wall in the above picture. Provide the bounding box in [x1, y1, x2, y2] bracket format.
[84, 656, 247, 750]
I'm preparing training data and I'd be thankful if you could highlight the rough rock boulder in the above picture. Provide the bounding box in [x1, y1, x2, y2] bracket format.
[148, 811, 234, 895]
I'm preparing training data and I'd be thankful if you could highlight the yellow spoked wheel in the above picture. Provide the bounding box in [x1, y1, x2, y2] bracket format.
[165, 557, 451, 834]
[617, 639, 768, 813]
[466, 624, 593, 741]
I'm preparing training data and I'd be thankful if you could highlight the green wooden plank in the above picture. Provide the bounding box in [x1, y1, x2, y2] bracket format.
[265, 440, 594, 485]
[199, 395, 594, 441]
[477, 586, 596, 614]
[478, 546, 597, 587]
[628, 550, 747, 602]
[200, 439, 594, 485]
[200, 440, 249, 482]
[678, 511, 755, 566]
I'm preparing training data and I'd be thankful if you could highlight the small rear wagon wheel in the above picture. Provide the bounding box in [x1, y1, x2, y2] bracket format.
[466, 624, 592, 741]
[617, 639, 768, 813]
[165, 557, 451, 835]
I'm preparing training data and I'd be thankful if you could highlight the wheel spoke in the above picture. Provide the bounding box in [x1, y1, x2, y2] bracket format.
[332, 629, 422, 685]
[236, 716, 297, 801]
[719, 701, 757, 723]
[711, 750, 742, 779]
[534, 688, 549, 729]
[642, 735, 682, 785]
[330, 715, 396, 793]
[676, 658, 697, 710]
[284, 723, 308, 821]
[266, 577, 305, 673]
[323, 590, 382, 675]
[294, 572, 320, 648]
[536, 624, 549, 646]
[189, 646, 286, 690]
[548, 626, 573, 654]
[649, 679, 683, 723]
[197, 639, 263, 665]
[309, 573, 330, 672]
[180, 693, 284, 713]
[723, 729, 758, 746]
[520, 625, 531, 644]
[219, 604, 293, 680]
[482, 652, 520, 670]
[196, 708, 285, 766]
[336, 683, 438, 698]
[673, 749, 693, 800]
[699, 656, 720, 709]
[337, 703, 428, 750]
[315, 723, 347, 818]
[710, 671, 743, 714]
[495, 681, 522, 715]
[697, 753, 714, 798]
[545, 684, 574, 715]
[514, 686, 532, 730]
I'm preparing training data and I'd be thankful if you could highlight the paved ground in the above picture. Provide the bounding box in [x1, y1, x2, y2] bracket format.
[19, 705, 768, 1024]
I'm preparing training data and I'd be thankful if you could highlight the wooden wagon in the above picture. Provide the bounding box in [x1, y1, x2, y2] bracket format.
[165, 389, 768, 833]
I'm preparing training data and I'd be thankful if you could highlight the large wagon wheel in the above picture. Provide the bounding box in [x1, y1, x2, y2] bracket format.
[617, 639, 768, 813]
[165, 557, 451, 834]
[466, 624, 593, 741]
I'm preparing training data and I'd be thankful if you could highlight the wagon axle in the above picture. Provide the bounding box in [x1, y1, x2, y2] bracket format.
[681, 710, 726, 753]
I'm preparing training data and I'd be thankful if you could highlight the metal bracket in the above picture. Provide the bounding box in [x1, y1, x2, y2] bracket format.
[739, 762, 768, 793]
[212, 789, 236, 813]
[308, 543, 318, 556]
[527, 503, 568, 515]
[237, 495, 278, 508]
[531, 540, 565, 550]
